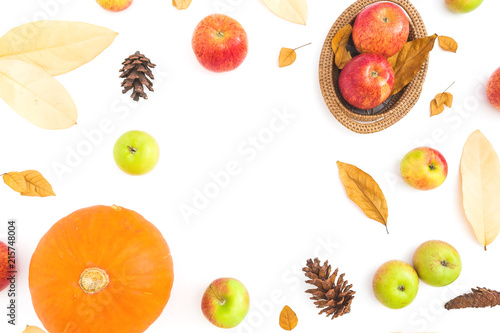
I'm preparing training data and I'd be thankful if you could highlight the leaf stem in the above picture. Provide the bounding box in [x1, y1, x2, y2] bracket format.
[385, 224, 389, 234]
[443, 82, 455, 93]
[294, 42, 312, 51]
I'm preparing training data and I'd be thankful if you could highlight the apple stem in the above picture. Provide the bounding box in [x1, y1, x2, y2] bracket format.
[210, 285, 226, 306]
[443, 82, 455, 94]
[127, 146, 137, 154]
[294, 42, 312, 51]
[217, 31, 224, 38]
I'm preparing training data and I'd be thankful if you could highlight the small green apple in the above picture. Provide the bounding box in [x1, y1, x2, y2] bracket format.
[445, 0, 483, 13]
[413, 240, 462, 287]
[113, 130, 159, 175]
[201, 278, 250, 328]
[400, 147, 448, 190]
[373, 260, 419, 309]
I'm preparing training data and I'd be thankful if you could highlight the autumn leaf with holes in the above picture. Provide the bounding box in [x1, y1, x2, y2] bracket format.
[2, 170, 55, 197]
[430, 82, 454, 117]
[279, 43, 311, 68]
[331, 24, 353, 69]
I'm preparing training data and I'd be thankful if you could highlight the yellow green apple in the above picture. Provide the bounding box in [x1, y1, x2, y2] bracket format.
[413, 240, 462, 287]
[201, 278, 250, 328]
[113, 130, 159, 175]
[400, 147, 448, 190]
[373, 260, 419, 309]
[445, 0, 483, 13]
[96, 0, 133, 12]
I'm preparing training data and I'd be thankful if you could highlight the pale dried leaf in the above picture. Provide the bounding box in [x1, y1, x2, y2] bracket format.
[279, 48, 296, 67]
[0, 21, 117, 76]
[430, 98, 445, 117]
[0, 59, 77, 129]
[261, 0, 308, 25]
[22, 326, 46, 333]
[331, 24, 352, 54]
[19, 170, 55, 197]
[335, 47, 352, 69]
[461, 130, 500, 250]
[387, 34, 437, 96]
[438, 36, 458, 53]
[3, 172, 27, 193]
[279, 305, 298, 331]
[172, 0, 192, 9]
[337, 161, 389, 232]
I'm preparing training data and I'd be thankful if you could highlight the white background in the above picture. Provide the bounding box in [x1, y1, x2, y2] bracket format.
[1, 0, 500, 332]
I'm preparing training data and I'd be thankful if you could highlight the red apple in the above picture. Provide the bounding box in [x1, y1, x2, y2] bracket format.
[400, 147, 448, 190]
[96, 0, 133, 12]
[192, 14, 248, 73]
[339, 53, 395, 110]
[0, 241, 12, 292]
[353, 2, 409, 58]
[487, 67, 500, 110]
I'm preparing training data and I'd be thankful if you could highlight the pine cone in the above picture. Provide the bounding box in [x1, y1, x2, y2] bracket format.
[120, 51, 156, 101]
[303, 258, 355, 320]
[445, 287, 500, 310]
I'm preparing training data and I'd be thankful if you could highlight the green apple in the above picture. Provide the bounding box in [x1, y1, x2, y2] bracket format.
[201, 278, 250, 328]
[445, 0, 483, 13]
[413, 240, 462, 287]
[373, 260, 419, 309]
[400, 147, 448, 190]
[113, 130, 159, 175]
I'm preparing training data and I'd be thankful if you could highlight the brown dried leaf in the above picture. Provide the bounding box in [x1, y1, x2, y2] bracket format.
[331, 24, 352, 54]
[461, 130, 500, 250]
[337, 161, 389, 232]
[387, 34, 438, 96]
[172, 0, 192, 9]
[430, 98, 445, 117]
[279, 305, 298, 331]
[15, 170, 55, 197]
[3, 172, 27, 193]
[23, 326, 47, 333]
[438, 36, 458, 53]
[335, 47, 352, 69]
[279, 48, 296, 68]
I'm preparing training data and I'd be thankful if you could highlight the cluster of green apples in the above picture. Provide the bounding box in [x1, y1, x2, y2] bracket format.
[373, 240, 462, 309]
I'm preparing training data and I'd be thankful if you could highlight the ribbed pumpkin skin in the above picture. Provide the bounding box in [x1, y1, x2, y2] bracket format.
[29, 205, 174, 333]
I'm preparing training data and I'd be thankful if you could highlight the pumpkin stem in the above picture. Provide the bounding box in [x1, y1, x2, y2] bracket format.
[210, 284, 226, 306]
[79, 267, 109, 294]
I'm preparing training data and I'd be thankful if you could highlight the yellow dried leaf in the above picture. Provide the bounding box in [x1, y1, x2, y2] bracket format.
[261, 0, 308, 25]
[172, 0, 192, 9]
[18, 170, 55, 197]
[279, 48, 296, 67]
[387, 34, 438, 96]
[437, 92, 453, 108]
[22, 326, 46, 333]
[3, 172, 27, 193]
[331, 24, 352, 54]
[430, 98, 445, 117]
[0, 59, 77, 129]
[0, 21, 117, 76]
[279, 305, 298, 331]
[461, 130, 500, 250]
[337, 161, 389, 232]
[335, 47, 352, 69]
[438, 36, 458, 53]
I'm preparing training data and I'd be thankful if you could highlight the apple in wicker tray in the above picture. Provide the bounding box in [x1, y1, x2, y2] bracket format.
[353, 2, 409, 58]
[338, 53, 395, 110]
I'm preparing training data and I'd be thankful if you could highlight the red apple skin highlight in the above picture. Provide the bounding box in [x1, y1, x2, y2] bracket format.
[192, 14, 248, 73]
[487, 67, 500, 110]
[353, 2, 409, 58]
[339, 53, 395, 110]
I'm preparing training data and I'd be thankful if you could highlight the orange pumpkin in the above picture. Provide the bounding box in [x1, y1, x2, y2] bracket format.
[29, 205, 174, 333]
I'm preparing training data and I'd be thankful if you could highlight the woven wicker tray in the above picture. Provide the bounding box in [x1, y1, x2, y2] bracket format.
[319, 0, 428, 134]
